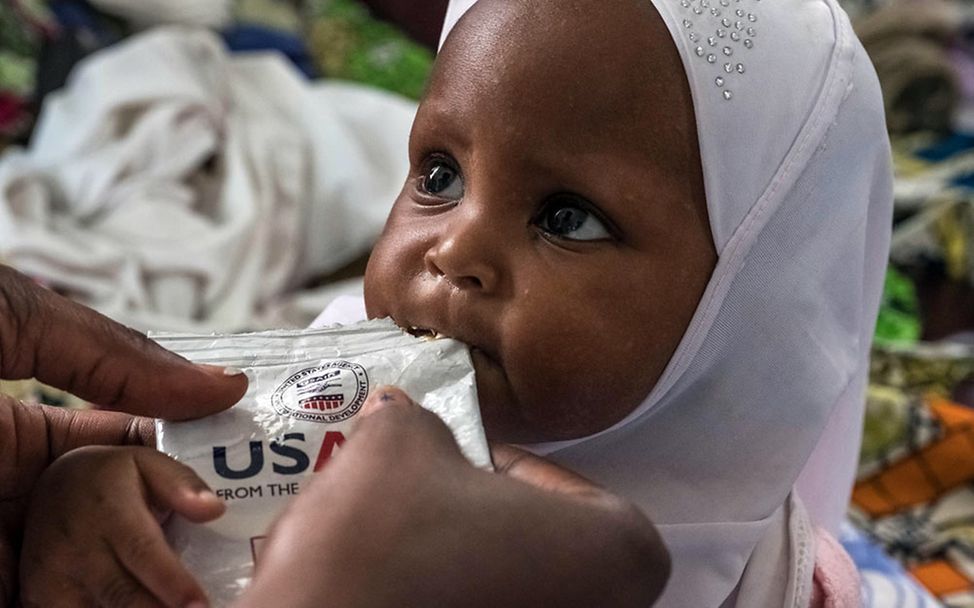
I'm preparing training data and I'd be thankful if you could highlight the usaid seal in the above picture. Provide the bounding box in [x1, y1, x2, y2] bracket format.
[271, 362, 369, 423]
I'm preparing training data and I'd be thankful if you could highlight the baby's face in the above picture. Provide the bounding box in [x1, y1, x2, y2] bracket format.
[365, 0, 716, 442]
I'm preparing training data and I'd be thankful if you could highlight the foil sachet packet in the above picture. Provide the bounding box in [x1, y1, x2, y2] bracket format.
[154, 319, 491, 606]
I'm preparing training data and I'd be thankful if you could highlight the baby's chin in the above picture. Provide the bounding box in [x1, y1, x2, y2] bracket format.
[466, 348, 562, 444]
[476, 363, 650, 445]
[471, 355, 600, 444]
[467, 347, 526, 443]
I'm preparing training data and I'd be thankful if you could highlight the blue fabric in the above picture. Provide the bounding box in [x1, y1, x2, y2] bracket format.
[49, 0, 103, 31]
[222, 25, 317, 79]
[841, 522, 944, 608]
[917, 133, 974, 163]
[39, 1, 124, 100]
[950, 171, 974, 190]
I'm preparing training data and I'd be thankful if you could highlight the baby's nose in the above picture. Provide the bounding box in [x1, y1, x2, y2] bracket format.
[424, 209, 501, 293]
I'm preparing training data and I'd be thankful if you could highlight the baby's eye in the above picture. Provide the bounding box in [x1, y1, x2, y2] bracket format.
[536, 196, 613, 241]
[419, 157, 464, 200]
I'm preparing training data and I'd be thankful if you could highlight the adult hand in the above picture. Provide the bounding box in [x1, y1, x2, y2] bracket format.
[0, 265, 248, 603]
[240, 387, 669, 608]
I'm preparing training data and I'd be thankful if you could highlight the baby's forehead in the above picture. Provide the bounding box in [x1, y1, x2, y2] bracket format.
[435, 0, 684, 105]
[425, 0, 699, 177]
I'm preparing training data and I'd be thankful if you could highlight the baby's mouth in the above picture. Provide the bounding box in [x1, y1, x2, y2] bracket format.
[402, 323, 494, 361]
[396, 318, 502, 369]
[405, 326, 447, 341]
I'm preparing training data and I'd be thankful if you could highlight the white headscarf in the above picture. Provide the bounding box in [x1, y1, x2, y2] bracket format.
[438, 1, 892, 606]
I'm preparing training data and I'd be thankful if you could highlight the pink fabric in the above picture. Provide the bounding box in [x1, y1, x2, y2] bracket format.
[810, 527, 861, 608]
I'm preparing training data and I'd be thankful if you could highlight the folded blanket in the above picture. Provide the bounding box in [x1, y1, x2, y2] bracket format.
[0, 28, 415, 333]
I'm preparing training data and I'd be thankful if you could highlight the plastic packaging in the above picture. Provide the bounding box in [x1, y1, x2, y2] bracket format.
[154, 319, 491, 606]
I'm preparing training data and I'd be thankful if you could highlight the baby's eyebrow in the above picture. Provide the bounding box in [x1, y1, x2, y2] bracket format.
[413, 100, 473, 152]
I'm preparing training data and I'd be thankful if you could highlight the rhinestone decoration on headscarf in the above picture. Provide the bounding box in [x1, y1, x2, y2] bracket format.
[680, 0, 758, 100]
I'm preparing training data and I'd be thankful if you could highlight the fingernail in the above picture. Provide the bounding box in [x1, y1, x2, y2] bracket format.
[374, 386, 402, 403]
[198, 364, 246, 378]
[185, 487, 220, 504]
[192, 489, 226, 518]
[197, 488, 221, 502]
[362, 386, 401, 415]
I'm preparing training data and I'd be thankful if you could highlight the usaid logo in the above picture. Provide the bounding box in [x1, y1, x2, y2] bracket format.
[271, 362, 369, 423]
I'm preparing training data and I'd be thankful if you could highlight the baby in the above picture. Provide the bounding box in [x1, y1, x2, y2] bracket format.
[364, 0, 716, 444]
[21, 0, 892, 605]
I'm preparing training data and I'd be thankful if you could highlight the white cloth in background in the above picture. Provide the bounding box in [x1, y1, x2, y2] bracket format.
[88, 0, 233, 28]
[442, 1, 893, 606]
[0, 28, 415, 333]
[257, 277, 365, 330]
[310, 292, 367, 329]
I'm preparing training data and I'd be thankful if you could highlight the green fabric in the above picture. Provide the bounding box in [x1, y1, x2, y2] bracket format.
[0, 51, 35, 96]
[875, 266, 922, 344]
[0, 1, 46, 95]
[860, 384, 911, 464]
[306, 0, 434, 99]
[0, 2, 42, 57]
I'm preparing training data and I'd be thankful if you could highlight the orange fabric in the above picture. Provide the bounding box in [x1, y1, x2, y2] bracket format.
[910, 560, 972, 596]
[929, 395, 974, 432]
[924, 433, 974, 488]
[852, 395, 974, 517]
[853, 460, 940, 516]
[850, 483, 894, 516]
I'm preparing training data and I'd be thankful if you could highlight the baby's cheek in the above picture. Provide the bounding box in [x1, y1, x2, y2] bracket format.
[508, 327, 657, 441]
[364, 236, 411, 316]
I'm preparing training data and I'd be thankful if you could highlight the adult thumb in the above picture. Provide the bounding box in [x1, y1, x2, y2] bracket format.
[490, 443, 612, 503]
[0, 265, 246, 419]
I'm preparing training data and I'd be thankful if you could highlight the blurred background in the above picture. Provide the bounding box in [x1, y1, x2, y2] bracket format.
[1, 0, 974, 606]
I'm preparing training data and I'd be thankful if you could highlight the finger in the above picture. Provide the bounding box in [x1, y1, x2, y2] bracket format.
[490, 443, 608, 501]
[89, 544, 168, 608]
[110, 506, 209, 608]
[1, 398, 155, 475]
[134, 448, 225, 523]
[18, 464, 100, 607]
[20, 570, 93, 608]
[356, 387, 463, 462]
[22, 538, 158, 608]
[0, 265, 247, 419]
[360, 385, 416, 417]
[37, 404, 157, 458]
